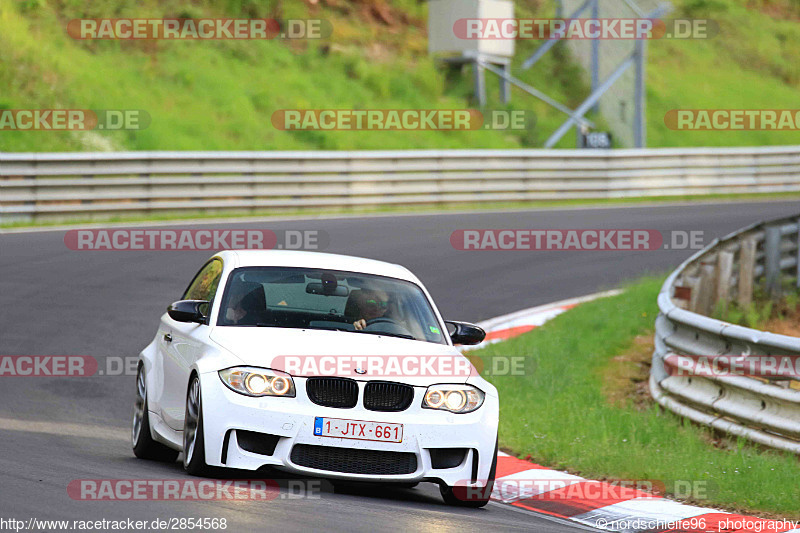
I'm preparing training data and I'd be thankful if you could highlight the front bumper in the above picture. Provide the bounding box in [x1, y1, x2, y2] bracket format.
[199, 372, 499, 487]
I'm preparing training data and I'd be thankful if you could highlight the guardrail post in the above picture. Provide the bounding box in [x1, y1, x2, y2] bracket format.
[764, 226, 782, 299]
[715, 251, 734, 313]
[692, 264, 715, 316]
[738, 237, 756, 307]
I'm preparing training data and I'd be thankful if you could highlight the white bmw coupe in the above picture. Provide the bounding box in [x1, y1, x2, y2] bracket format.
[132, 250, 499, 506]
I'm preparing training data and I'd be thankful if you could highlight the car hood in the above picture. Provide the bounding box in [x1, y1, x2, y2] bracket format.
[208, 326, 473, 386]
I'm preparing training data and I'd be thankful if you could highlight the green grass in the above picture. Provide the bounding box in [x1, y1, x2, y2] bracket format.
[646, 0, 800, 147]
[3, 191, 799, 229]
[477, 276, 800, 517]
[0, 0, 585, 151]
[0, 0, 798, 152]
[713, 284, 800, 330]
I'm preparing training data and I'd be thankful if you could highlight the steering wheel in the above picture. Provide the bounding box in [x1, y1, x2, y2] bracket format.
[365, 317, 401, 326]
[363, 317, 414, 337]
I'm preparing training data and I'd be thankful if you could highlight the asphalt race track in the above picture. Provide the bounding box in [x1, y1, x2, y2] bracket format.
[1, 199, 798, 532]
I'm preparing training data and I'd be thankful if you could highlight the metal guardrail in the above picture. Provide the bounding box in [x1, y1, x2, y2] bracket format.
[650, 213, 800, 454]
[2, 146, 800, 223]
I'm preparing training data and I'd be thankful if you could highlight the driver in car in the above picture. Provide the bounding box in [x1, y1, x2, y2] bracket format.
[225, 283, 269, 326]
[352, 288, 391, 330]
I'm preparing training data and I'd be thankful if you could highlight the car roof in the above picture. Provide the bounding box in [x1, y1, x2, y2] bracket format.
[219, 250, 421, 284]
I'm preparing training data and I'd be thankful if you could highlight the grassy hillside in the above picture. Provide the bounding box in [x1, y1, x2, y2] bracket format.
[647, 0, 800, 147]
[0, 0, 798, 152]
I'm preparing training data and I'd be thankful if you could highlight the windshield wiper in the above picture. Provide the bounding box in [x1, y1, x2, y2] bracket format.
[355, 330, 415, 340]
[257, 323, 353, 332]
[250, 323, 413, 339]
[304, 325, 351, 332]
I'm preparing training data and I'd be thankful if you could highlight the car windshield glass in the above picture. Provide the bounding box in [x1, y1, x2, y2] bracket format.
[216, 267, 447, 345]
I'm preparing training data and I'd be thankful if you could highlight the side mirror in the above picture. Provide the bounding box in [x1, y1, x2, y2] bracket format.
[444, 320, 486, 346]
[168, 300, 209, 324]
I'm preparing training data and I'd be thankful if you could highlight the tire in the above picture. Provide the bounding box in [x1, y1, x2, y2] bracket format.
[440, 437, 498, 508]
[132, 365, 179, 462]
[182, 374, 213, 476]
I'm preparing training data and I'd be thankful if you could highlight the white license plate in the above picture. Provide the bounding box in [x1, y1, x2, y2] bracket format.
[313, 417, 403, 443]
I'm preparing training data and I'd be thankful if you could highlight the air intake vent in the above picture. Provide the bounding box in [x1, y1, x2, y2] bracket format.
[290, 444, 417, 475]
[306, 377, 358, 408]
[428, 448, 468, 469]
[237, 430, 280, 456]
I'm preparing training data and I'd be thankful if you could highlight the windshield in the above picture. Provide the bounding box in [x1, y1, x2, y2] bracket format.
[216, 267, 447, 345]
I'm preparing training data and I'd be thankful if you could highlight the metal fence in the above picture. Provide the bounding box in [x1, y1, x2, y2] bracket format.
[557, 0, 670, 147]
[1, 146, 800, 223]
[651, 213, 800, 454]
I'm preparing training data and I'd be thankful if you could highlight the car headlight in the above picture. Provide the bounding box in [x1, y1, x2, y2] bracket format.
[422, 384, 484, 413]
[218, 367, 296, 397]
